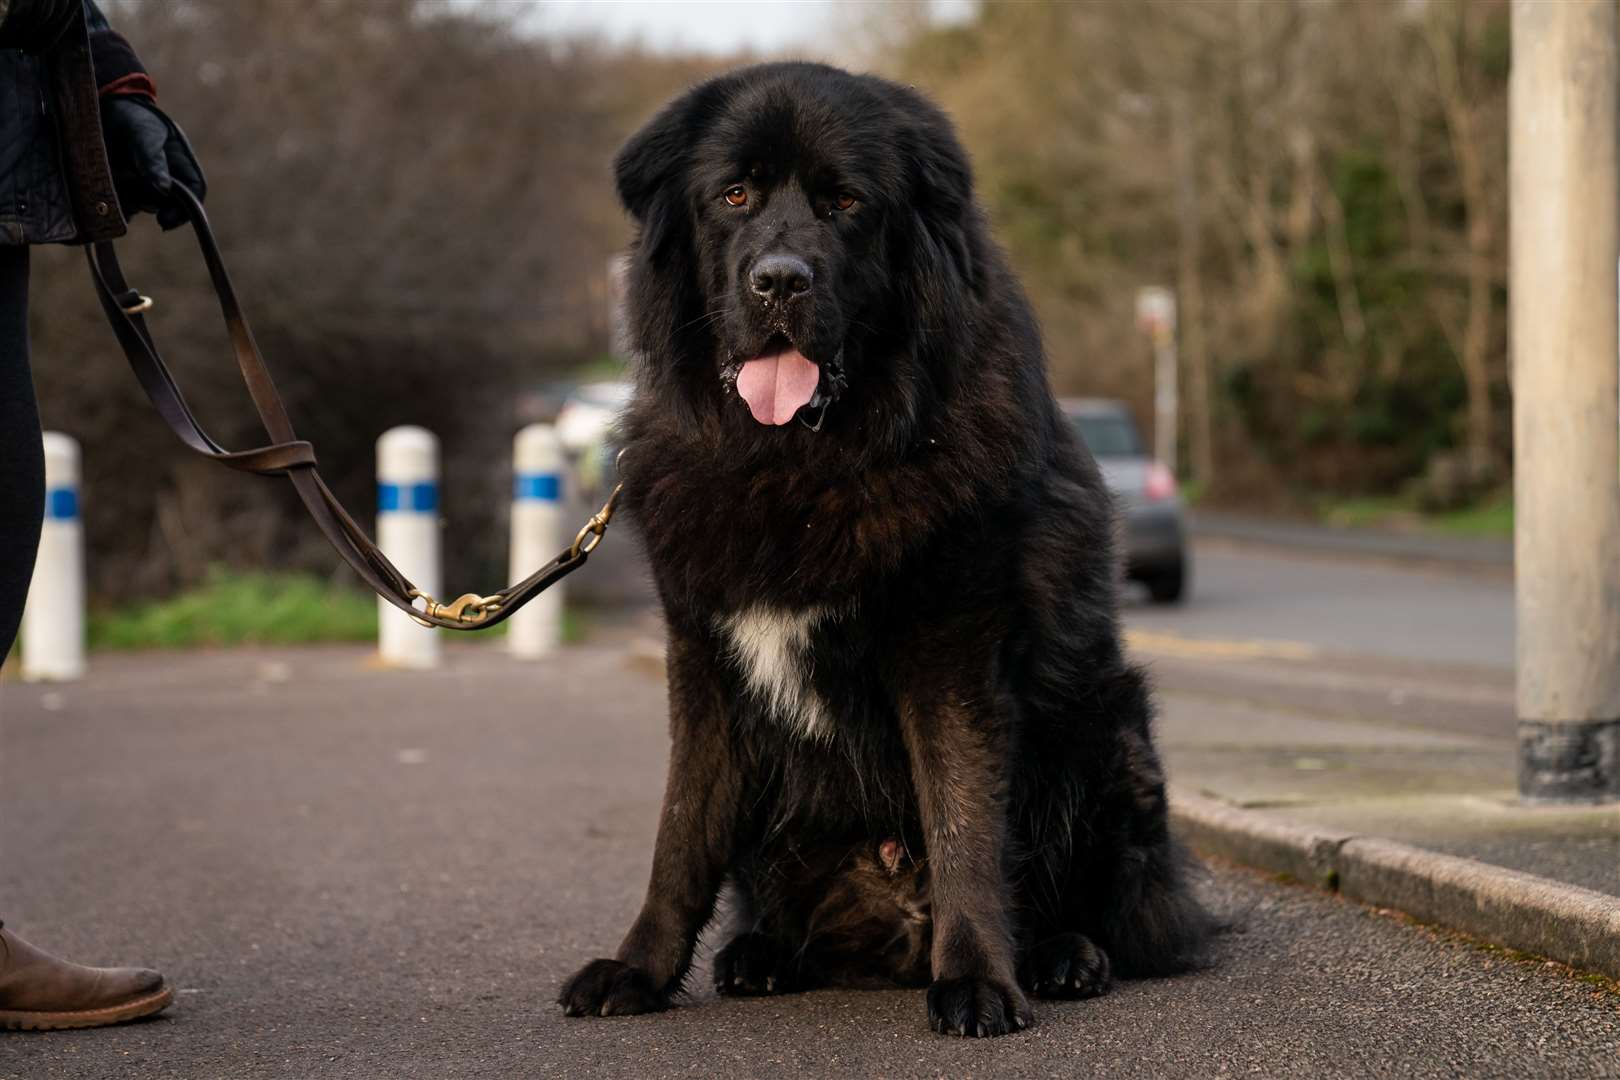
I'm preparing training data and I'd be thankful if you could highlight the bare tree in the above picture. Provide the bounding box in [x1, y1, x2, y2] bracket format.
[894, 0, 1511, 507]
[1425, 0, 1505, 485]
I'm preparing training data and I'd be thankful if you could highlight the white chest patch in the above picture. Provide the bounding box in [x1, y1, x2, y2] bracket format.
[717, 605, 837, 740]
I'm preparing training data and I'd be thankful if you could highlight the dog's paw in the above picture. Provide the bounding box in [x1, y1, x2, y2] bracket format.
[713, 933, 795, 996]
[926, 973, 1032, 1037]
[1029, 932, 1112, 1000]
[558, 958, 668, 1018]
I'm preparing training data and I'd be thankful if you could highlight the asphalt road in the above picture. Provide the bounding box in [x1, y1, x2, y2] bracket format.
[1124, 540, 1515, 671]
[584, 524, 1519, 671]
[1117, 540, 1520, 753]
[3, 629, 1615, 1080]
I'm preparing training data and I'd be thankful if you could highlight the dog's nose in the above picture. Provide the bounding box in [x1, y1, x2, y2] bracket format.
[750, 254, 813, 302]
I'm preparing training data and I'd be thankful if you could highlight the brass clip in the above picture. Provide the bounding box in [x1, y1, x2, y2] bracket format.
[570, 480, 624, 559]
[406, 451, 624, 625]
[407, 589, 502, 627]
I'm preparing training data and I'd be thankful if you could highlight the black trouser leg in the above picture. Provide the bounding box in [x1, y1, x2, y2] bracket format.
[0, 246, 42, 662]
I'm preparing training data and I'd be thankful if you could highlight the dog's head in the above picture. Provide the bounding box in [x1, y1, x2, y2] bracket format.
[615, 62, 985, 453]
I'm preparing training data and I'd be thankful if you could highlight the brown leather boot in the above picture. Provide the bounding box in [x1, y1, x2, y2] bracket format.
[0, 922, 173, 1030]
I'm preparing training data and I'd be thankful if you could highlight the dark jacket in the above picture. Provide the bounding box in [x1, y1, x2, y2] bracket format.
[0, 0, 130, 244]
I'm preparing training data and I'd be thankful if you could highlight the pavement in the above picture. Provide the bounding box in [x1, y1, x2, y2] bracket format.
[1117, 544, 1615, 903]
[2, 537, 1618, 1077]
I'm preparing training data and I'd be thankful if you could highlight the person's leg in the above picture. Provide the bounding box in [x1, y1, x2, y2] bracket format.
[0, 245, 44, 660]
[0, 245, 174, 1030]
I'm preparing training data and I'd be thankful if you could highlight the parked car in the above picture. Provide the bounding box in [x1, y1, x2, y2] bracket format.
[555, 381, 633, 455]
[555, 381, 633, 498]
[1061, 398, 1189, 603]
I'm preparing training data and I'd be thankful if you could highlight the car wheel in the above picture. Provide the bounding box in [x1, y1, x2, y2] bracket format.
[1146, 561, 1186, 604]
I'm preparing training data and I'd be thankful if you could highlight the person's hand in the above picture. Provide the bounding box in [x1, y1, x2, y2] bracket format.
[101, 96, 206, 230]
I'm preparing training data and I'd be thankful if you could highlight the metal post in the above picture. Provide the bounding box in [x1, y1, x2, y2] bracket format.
[1170, 93, 1211, 491]
[1510, 0, 1620, 803]
[1154, 333, 1179, 474]
[1137, 286, 1178, 471]
[21, 432, 85, 681]
[376, 426, 442, 669]
[508, 424, 565, 659]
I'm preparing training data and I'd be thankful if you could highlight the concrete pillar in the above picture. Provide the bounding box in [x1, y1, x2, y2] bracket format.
[1510, 0, 1620, 803]
[377, 426, 441, 669]
[21, 432, 86, 681]
[508, 424, 566, 659]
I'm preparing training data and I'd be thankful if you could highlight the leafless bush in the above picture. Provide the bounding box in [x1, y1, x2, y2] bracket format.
[28, 0, 729, 603]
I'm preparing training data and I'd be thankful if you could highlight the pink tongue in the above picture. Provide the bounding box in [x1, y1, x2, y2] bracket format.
[735, 348, 821, 426]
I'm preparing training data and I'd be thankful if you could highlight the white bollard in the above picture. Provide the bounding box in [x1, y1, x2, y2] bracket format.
[376, 426, 441, 669]
[22, 433, 86, 681]
[508, 424, 566, 659]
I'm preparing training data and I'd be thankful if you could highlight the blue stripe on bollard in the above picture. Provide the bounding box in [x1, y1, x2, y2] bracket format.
[378, 482, 438, 513]
[514, 473, 562, 502]
[45, 488, 78, 520]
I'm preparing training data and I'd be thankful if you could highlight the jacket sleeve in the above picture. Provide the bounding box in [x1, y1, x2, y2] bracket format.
[81, 0, 155, 99]
[0, 0, 82, 51]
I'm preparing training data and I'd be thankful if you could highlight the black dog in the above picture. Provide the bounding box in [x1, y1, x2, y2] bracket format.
[559, 62, 1212, 1038]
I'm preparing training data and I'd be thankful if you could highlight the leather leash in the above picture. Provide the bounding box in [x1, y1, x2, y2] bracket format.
[84, 186, 620, 630]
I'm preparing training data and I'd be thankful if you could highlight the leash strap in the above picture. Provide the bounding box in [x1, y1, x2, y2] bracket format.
[84, 186, 617, 630]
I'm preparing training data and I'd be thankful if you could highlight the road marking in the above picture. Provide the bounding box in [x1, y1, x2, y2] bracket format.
[1125, 629, 1320, 661]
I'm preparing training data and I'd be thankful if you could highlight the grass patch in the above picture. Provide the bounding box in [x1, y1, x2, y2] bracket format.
[1318, 495, 1411, 531]
[89, 570, 378, 650]
[1428, 495, 1513, 537]
[1316, 493, 1512, 538]
[85, 569, 589, 652]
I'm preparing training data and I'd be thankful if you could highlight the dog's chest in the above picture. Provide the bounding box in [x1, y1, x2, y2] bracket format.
[716, 605, 854, 740]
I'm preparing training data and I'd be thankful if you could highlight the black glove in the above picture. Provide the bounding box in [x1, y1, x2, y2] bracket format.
[101, 95, 206, 231]
[0, 0, 81, 52]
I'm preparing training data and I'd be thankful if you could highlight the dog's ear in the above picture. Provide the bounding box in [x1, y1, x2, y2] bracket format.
[614, 98, 693, 222]
[615, 103, 691, 265]
[885, 92, 987, 411]
[616, 73, 744, 218]
[614, 76, 738, 415]
[614, 77, 736, 260]
[900, 100, 980, 294]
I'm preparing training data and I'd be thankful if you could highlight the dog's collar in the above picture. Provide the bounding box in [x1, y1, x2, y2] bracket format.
[798, 348, 847, 432]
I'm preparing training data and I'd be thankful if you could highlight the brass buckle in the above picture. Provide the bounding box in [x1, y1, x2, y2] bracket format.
[407, 590, 502, 628]
[122, 294, 154, 315]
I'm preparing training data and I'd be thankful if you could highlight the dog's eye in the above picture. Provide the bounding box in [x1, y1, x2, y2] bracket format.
[834, 193, 857, 212]
[724, 186, 748, 207]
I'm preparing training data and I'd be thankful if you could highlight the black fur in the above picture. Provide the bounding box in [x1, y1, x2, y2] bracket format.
[558, 62, 1213, 1037]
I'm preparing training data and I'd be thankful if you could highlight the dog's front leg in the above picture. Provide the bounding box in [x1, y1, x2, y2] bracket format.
[898, 675, 1031, 1037]
[559, 631, 738, 1017]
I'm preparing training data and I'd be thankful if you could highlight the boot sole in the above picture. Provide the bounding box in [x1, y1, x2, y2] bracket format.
[0, 985, 174, 1031]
